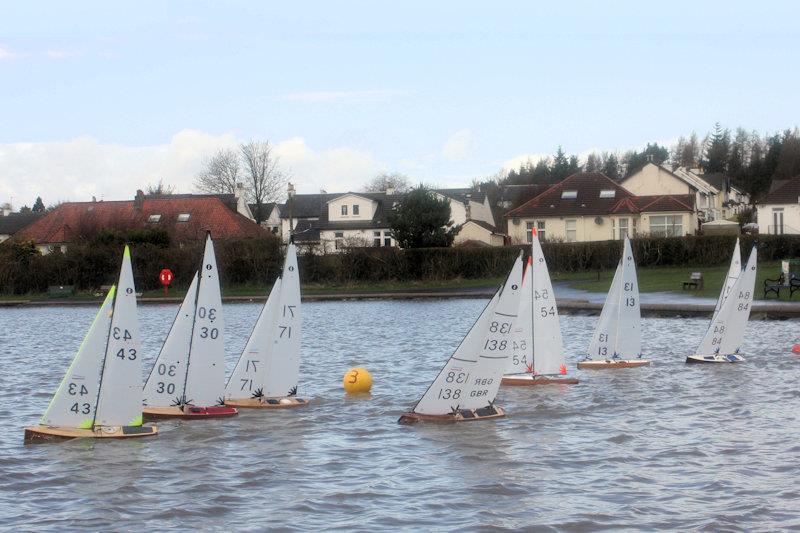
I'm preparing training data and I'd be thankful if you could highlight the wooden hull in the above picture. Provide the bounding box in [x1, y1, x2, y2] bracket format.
[501, 374, 579, 385]
[577, 359, 651, 369]
[142, 405, 238, 420]
[398, 405, 505, 425]
[24, 424, 157, 444]
[224, 396, 309, 409]
[686, 354, 745, 364]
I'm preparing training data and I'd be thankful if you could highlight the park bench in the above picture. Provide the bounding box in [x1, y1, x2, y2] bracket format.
[763, 273, 800, 299]
[682, 272, 703, 290]
[47, 285, 75, 298]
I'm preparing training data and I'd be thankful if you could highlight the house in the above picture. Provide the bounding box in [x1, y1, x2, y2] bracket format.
[0, 211, 43, 243]
[756, 176, 800, 235]
[505, 172, 695, 243]
[620, 162, 749, 227]
[273, 187, 503, 252]
[14, 190, 265, 254]
[454, 220, 505, 246]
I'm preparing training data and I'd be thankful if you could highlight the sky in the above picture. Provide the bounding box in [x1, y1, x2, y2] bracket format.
[1, 1, 798, 207]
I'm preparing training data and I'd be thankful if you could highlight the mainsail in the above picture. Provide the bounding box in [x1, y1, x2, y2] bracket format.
[587, 236, 641, 359]
[413, 254, 523, 415]
[712, 238, 742, 322]
[225, 242, 302, 400]
[182, 234, 226, 406]
[530, 231, 566, 375]
[506, 257, 533, 375]
[94, 246, 145, 427]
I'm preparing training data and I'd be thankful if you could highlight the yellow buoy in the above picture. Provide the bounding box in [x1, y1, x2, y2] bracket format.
[343, 367, 373, 394]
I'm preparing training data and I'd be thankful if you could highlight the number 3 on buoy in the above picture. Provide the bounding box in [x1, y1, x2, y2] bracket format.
[343, 367, 372, 394]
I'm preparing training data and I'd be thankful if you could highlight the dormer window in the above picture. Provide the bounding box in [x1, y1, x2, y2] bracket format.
[561, 190, 578, 199]
[148, 214, 162, 223]
[341, 205, 348, 216]
[353, 204, 359, 216]
[177, 213, 191, 222]
[599, 190, 616, 198]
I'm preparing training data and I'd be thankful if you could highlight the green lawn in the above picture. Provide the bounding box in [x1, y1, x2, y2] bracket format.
[556, 260, 793, 301]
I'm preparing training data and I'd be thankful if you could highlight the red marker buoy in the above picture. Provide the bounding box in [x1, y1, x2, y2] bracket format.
[792, 344, 800, 354]
[159, 268, 174, 297]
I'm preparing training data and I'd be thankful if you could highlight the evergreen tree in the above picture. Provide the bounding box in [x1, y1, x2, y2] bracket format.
[388, 186, 457, 248]
[775, 129, 800, 179]
[602, 153, 620, 180]
[551, 146, 572, 181]
[32, 196, 45, 212]
[531, 158, 551, 182]
[584, 152, 601, 172]
[703, 122, 731, 173]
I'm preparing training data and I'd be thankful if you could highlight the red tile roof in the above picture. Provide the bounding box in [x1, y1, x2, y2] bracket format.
[15, 195, 264, 244]
[505, 172, 696, 218]
[758, 176, 800, 205]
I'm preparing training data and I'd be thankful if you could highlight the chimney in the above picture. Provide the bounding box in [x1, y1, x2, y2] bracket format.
[646, 154, 654, 163]
[92, 196, 97, 203]
[235, 182, 244, 199]
[134, 189, 144, 211]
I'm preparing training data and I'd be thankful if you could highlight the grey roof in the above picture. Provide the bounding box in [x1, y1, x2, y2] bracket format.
[435, 188, 486, 203]
[0, 212, 43, 235]
[282, 192, 400, 237]
[697, 172, 728, 191]
[248, 202, 277, 221]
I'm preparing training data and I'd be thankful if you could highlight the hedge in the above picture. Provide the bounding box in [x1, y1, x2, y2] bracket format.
[0, 234, 798, 295]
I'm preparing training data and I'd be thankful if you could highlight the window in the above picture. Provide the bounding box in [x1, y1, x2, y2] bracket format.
[525, 222, 535, 243]
[384, 231, 392, 247]
[373, 231, 381, 247]
[773, 208, 785, 235]
[565, 219, 577, 242]
[335, 231, 344, 250]
[599, 189, 616, 198]
[617, 218, 628, 240]
[177, 213, 191, 222]
[353, 204, 360, 216]
[148, 214, 162, 223]
[649, 215, 683, 237]
[536, 221, 546, 242]
[341, 205, 348, 216]
[561, 190, 578, 199]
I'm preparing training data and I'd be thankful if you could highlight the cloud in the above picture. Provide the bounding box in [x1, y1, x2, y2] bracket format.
[0, 44, 16, 60]
[44, 49, 78, 59]
[279, 90, 411, 103]
[500, 153, 551, 173]
[442, 129, 475, 162]
[0, 130, 382, 207]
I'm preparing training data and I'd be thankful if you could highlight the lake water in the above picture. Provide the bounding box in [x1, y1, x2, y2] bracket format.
[1, 299, 799, 531]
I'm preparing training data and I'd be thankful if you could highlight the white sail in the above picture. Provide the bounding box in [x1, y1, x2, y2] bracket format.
[462, 255, 523, 409]
[183, 234, 226, 406]
[225, 277, 282, 399]
[506, 257, 533, 375]
[530, 231, 567, 375]
[414, 255, 522, 415]
[95, 246, 145, 427]
[587, 263, 622, 360]
[143, 273, 198, 407]
[41, 287, 116, 429]
[712, 238, 742, 322]
[614, 236, 641, 358]
[718, 246, 757, 355]
[262, 243, 302, 398]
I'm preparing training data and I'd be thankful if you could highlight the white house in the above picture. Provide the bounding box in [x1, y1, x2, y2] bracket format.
[756, 177, 800, 235]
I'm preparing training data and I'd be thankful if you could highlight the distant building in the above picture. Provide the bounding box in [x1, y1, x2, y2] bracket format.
[272, 187, 501, 252]
[14, 189, 264, 254]
[620, 162, 749, 227]
[0, 211, 44, 243]
[505, 172, 695, 243]
[756, 176, 800, 235]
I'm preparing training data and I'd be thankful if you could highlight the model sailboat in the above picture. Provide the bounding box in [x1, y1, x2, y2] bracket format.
[502, 229, 579, 385]
[687, 243, 757, 363]
[399, 253, 523, 423]
[224, 242, 307, 408]
[24, 246, 158, 442]
[143, 233, 237, 419]
[578, 236, 649, 369]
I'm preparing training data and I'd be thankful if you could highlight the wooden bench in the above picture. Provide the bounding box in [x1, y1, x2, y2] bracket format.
[764, 273, 800, 299]
[682, 272, 703, 290]
[47, 285, 75, 298]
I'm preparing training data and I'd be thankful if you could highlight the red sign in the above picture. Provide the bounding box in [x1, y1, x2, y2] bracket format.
[159, 269, 174, 286]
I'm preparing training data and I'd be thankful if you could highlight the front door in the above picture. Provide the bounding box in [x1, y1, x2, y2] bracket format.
[773, 209, 784, 235]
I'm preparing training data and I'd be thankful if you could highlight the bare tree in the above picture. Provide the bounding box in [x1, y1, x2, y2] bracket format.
[195, 148, 242, 195]
[362, 172, 412, 193]
[145, 178, 176, 195]
[240, 140, 287, 224]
